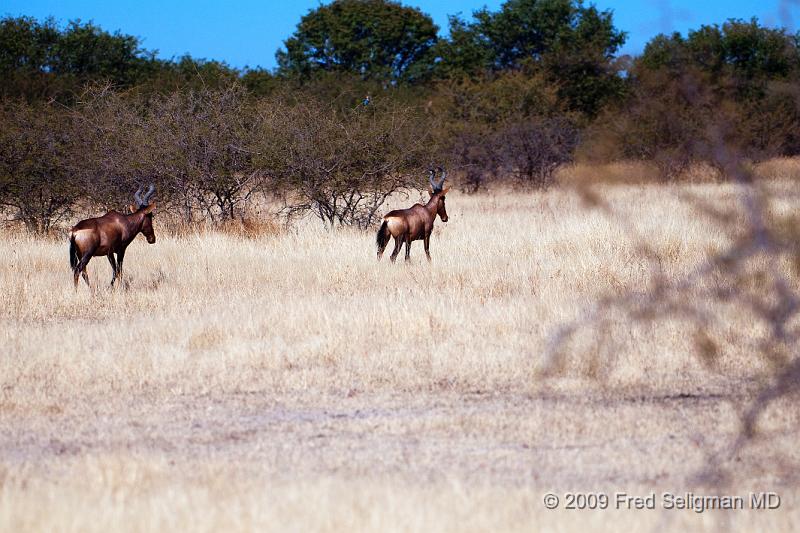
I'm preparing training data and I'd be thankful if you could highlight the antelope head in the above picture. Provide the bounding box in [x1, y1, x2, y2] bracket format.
[431, 167, 449, 222]
[132, 184, 157, 243]
[429, 167, 447, 193]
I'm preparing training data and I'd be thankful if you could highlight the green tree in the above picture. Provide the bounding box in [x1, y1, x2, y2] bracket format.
[51, 19, 152, 84]
[640, 19, 799, 82]
[434, 0, 626, 116]
[0, 16, 60, 99]
[241, 67, 278, 96]
[429, 15, 492, 80]
[472, 0, 613, 70]
[0, 16, 59, 73]
[0, 16, 158, 99]
[585, 19, 800, 178]
[277, 0, 438, 84]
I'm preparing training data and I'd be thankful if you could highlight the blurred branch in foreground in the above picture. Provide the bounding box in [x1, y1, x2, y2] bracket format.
[543, 131, 800, 488]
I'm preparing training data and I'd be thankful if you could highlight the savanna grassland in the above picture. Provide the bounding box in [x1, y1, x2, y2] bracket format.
[2, 171, 800, 532]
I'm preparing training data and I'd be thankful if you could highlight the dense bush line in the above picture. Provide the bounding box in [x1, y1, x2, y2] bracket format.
[2, 2, 800, 232]
[0, 85, 439, 230]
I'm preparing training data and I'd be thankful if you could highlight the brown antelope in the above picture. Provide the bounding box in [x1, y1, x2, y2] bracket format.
[69, 185, 157, 289]
[376, 167, 450, 262]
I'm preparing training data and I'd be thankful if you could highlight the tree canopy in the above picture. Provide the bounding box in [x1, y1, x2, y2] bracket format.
[3, 8, 800, 228]
[639, 19, 800, 81]
[0, 16, 152, 95]
[276, 0, 438, 84]
[433, 0, 626, 115]
[0, 15, 260, 99]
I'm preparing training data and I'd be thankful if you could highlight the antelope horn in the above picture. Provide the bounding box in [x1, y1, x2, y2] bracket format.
[427, 168, 437, 190]
[142, 184, 156, 204]
[435, 167, 447, 189]
[133, 186, 144, 207]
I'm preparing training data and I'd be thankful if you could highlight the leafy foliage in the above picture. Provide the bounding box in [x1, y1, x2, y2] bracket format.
[434, 0, 626, 115]
[0, 15, 251, 100]
[641, 19, 799, 82]
[277, 0, 438, 84]
[583, 19, 800, 178]
[2, 10, 800, 230]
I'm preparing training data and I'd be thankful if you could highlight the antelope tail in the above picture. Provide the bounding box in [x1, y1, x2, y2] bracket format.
[376, 220, 390, 257]
[69, 234, 79, 270]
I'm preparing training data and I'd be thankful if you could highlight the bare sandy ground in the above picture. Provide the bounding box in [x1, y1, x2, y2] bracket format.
[2, 384, 793, 485]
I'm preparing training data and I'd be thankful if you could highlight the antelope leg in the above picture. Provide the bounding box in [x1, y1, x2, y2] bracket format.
[107, 254, 118, 286]
[390, 237, 403, 263]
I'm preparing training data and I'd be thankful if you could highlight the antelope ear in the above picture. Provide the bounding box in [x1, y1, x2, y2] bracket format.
[442, 186, 451, 195]
[129, 204, 137, 213]
[428, 185, 434, 194]
[142, 202, 156, 214]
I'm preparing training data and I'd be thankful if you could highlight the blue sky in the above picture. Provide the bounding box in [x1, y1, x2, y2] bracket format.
[3, 1, 797, 70]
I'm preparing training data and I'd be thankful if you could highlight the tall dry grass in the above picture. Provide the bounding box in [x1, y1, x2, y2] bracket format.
[2, 179, 799, 531]
[2, 184, 790, 399]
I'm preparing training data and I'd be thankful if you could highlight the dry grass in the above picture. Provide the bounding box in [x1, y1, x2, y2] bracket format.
[556, 156, 800, 186]
[754, 157, 800, 181]
[2, 181, 800, 531]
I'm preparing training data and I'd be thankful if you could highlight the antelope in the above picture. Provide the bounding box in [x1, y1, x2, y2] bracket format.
[376, 167, 450, 262]
[69, 185, 157, 289]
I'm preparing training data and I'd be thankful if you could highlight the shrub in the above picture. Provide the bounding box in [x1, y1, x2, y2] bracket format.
[258, 91, 435, 228]
[0, 100, 81, 233]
